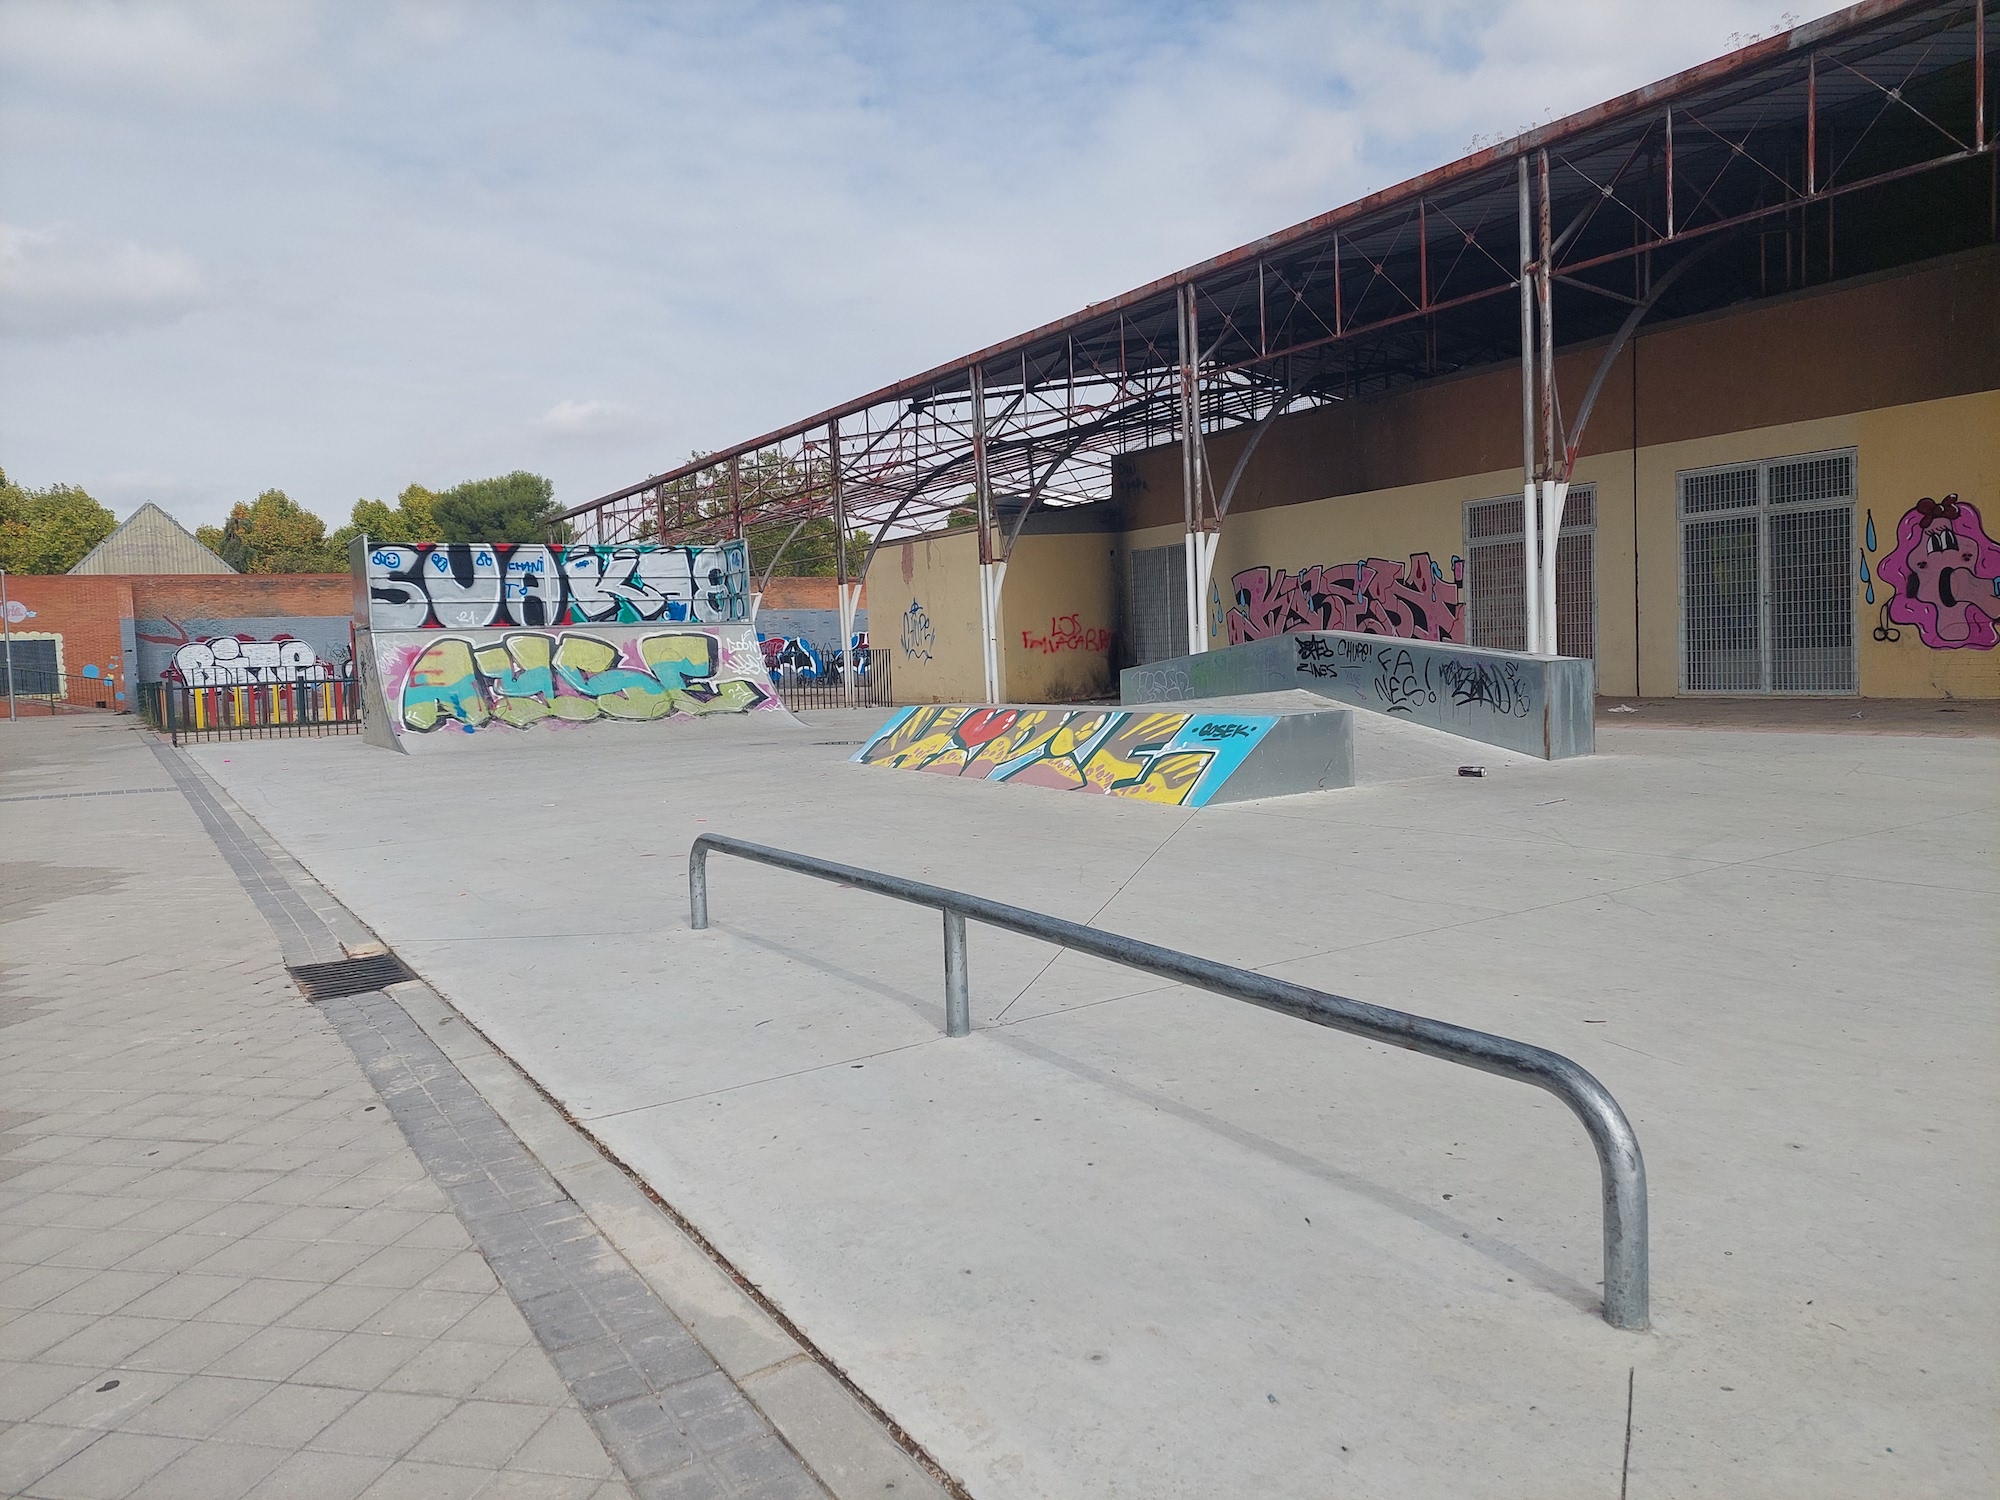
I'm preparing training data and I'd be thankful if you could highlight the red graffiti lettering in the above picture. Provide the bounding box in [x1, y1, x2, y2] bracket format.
[1019, 614, 1112, 654]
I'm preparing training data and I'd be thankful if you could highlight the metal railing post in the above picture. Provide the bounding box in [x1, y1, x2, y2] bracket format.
[684, 832, 1649, 1329]
[943, 911, 970, 1038]
[688, 843, 710, 930]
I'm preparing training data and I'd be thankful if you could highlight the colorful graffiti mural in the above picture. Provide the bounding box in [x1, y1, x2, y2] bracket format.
[378, 628, 780, 735]
[154, 635, 347, 686]
[1019, 615, 1111, 654]
[852, 705, 1276, 807]
[1863, 495, 2000, 650]
[760, 633, 872, 680]
[364, 541, 750, 631]
[1225, 553, 1465, 645]
[135, 616, 353, 688]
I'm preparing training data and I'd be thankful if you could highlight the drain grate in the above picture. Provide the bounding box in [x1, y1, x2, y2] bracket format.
[287, 953, 416, 1001]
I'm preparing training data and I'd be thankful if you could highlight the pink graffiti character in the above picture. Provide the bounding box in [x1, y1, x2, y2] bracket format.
[1878, 495, 2000, 650]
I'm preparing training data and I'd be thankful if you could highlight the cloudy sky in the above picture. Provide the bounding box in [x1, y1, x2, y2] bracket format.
[0, 0, 1844, 531]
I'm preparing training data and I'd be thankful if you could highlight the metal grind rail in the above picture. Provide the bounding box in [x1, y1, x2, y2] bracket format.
[687, 832, 1649, 1331]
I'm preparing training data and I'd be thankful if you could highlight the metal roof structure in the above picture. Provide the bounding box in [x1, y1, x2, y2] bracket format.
[562, 0, 1995, 585]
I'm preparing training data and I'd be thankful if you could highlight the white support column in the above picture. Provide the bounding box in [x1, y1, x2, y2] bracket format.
[970, 364, 999, 702]
[1540, 479, 1569, 657]
[1179, 283, 1213, 655]
[829, 416, 854, 705]
[987, 559, 1008, 699]
[836, 581, 858, 690]
[1190, 530, 1219, 653]
[1519, 157, 1542, 657]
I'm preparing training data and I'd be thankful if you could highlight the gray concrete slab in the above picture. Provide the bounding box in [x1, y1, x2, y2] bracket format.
[0, 719, 632, 1500]
[1122, 631, 1595, 758]
[178, 710, 1999, 1498]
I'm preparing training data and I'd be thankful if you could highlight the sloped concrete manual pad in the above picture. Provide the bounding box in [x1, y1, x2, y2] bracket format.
[850, 693, 1352, 806]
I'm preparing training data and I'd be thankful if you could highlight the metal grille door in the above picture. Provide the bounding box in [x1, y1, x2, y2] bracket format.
[1126, 544, 1187, 664]
[1466, 488, 1596, 657]
[1679, 449, 1855, 693]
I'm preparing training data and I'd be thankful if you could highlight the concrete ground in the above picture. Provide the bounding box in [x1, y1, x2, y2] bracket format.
[50, 704, 2000, 1497]
[1, 718, 944, 1500]
[0, 723, 643, 1499]
[1593, 695, 2000, 735]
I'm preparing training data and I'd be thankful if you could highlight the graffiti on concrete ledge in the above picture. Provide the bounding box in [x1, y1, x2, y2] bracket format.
[1292, 634, 1531, 718]
[853, 706, 1275, 807]
[365, 541, 749, 631]
[1226, 553, 1465, 645]
[1866, 495, 2000, 650]
[382, 628, 779, 734]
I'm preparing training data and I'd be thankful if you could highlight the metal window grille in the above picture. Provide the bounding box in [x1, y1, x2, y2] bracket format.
[1767, 452, 1854, 507]
[0, 639, 59, 696]
[1677, 448, 1855, 694]
[1768, 507, 1855, 692]
[1682, 516, 1762, 691]
[1126, 544, 1187, 664]
[1464, 488, 1596, 659]
[1681, 466, 1760, 514]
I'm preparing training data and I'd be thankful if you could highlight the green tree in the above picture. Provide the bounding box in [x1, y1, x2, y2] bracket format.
[327, 483, 442, 554]
[0, 469, 119, 574]
[431, 471, 569, 544]
[196, 489, 341, 573]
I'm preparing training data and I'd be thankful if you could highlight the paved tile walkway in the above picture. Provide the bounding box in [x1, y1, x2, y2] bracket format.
[0, 719, 831, 1499]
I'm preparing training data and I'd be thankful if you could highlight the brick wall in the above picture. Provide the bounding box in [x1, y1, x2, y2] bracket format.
[756, 577, 865, 610]
[1, 574, 353, 709]
[2, 575, 138, 706]
[137, 575, 350, 619]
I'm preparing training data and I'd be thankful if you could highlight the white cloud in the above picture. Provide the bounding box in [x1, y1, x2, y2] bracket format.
[0, 222, 208, 337]
[0, 0, 1856, 525]
[533, 398, 650, 442]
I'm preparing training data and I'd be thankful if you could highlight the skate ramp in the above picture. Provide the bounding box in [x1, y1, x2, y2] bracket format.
[850, 692, 1351, 807]
[1121, 631, 1594, 759]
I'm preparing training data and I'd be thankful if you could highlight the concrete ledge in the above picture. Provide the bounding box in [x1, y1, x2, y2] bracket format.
[1121, 632, 1596, 759]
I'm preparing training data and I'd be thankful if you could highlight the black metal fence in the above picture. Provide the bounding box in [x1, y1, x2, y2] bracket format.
[766, 645, 893, 712]
[0, 669, 119, 715]
[140, 679, 361, 745]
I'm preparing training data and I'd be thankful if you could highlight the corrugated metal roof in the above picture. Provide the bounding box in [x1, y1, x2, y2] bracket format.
[68, 502, 236, 575]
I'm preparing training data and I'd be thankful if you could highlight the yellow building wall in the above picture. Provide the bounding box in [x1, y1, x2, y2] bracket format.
[1117, 389, 1997, 700]
[865, 528, 985, 703]
[1634, 390, 2000, 698]
[999, 531, 1119, 702]
[1854, 390, 2000, 697]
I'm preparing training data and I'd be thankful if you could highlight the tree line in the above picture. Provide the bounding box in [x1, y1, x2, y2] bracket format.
[0, 469, 567, 575]
[2, 453, 965, 577]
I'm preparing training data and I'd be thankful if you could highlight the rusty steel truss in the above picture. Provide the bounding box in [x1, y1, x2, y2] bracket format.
[561, 0, 1995, 613]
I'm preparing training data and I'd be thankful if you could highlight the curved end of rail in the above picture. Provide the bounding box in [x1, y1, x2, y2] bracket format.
[1540, 1055, 1649, 1332]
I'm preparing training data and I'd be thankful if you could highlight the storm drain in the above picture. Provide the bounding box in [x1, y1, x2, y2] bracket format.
[286, 952, 416, 1001]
